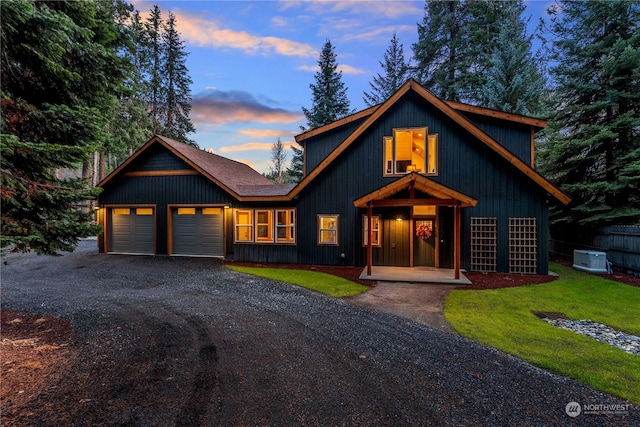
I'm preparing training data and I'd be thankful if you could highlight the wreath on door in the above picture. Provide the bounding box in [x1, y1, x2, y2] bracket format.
[416, 222, 432, 241]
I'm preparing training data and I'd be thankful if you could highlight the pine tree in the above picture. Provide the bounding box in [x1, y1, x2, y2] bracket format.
[287, 145, 304, 183]
[412, 0, 466, 101]
[413, 0, 526, 103]
[539, 0, 640, 226]
[144, 5, 165, 133]
[302, 40, 352, 130]
[479, 7, 545, 116]
[363, 32, 410, 107]
[1, 0, 123, 254]
[162, 11, 196, 145]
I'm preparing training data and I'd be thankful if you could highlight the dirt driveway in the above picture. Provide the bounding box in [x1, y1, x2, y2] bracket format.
[2, 241, 637, 426]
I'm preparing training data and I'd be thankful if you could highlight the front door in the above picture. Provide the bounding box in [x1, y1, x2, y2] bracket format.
[413, 219, 435, 266]
[438, 207, 454, 268]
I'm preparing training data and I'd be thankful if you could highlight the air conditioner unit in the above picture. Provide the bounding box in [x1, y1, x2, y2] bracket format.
[573, 250, 608, 274]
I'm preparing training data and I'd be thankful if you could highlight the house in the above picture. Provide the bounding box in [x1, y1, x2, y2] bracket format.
[95, 79, 570, 277]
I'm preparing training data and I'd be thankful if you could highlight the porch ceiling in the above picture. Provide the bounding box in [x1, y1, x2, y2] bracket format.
[353, 173, 477, 208]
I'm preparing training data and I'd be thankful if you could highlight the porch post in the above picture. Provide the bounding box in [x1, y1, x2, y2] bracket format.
[454, 203, 461, 280]
[367, 202, 372, 276]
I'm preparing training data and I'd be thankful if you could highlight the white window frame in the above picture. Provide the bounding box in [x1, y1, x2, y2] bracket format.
[362, 215, 381, 247]
[318, 214, 339, 246]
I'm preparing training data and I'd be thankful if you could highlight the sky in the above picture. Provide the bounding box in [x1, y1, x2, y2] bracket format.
[131, 0, 555, 174]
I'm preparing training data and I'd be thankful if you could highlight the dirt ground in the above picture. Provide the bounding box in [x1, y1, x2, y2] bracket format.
[2, 257, 639, 426]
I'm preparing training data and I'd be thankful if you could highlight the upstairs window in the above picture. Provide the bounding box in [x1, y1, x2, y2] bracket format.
[384, 128, 437, 176]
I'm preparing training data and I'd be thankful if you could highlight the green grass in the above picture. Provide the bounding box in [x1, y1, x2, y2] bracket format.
[445, 262, 640, 405]
[226, 265, 369, 297]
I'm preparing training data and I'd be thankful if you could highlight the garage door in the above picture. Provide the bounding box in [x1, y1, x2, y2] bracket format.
[171, 207, 224, 256]
[109, 207, 155, 254]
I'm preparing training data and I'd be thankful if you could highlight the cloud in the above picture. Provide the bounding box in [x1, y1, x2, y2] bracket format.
[344, 25, 415, 42]
[219, 141, 298, 153]
[291, 1, 422, 19]
[173, 11, 317, 58]
[237, 129, 298, 139]
[297, 64, 365, 75]
[191, 88, 304, 126]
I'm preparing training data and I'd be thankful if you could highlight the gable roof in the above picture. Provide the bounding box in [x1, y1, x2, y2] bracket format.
[97, 135, 292, 200]
[292, 79, 570, 205]
[353, 173, 478, 208]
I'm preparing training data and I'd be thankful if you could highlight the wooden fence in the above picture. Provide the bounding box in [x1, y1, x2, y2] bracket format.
[549, 225, 640, 275]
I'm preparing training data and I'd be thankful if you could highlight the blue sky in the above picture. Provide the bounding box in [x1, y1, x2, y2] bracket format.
[132, 0, 554, 174]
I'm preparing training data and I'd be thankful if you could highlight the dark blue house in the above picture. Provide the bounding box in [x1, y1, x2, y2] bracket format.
[96, 80, 570, 277]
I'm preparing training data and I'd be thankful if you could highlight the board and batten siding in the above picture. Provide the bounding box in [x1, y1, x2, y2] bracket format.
[99, 144, 237, 256]
[290, 90, 551, 273]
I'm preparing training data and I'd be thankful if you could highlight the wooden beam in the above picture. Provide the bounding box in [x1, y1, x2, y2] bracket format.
[454, 204, 461, 280]
[445, 100, 548, 129]
[409, 204, 414, 267]
[122, 169, 200, 178]
[367, 202, 372, 276]
[371, 198, 457, 207]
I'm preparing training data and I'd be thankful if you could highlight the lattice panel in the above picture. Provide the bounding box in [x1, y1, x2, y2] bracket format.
[509, 217, 537, 274]
[470, 217, 497, 272]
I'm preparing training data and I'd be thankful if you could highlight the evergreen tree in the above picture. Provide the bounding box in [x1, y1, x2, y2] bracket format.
[302, 40, 352, 130]
[413, 0, 526, 103]
[144, 5, 165, 133]
[287, 145, 304, 183]
[162, 11, 196, 145]
[412, 0, 466, 101]
[479, 8, 545, 115]
[269, 138, 288, 184]
[363, 32, 410, 107]
[1, 0, 124, 254]
[539, 0, 640, 225]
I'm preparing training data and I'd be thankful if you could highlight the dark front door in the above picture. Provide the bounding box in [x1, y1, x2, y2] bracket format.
[380, 217, 410, 266]
[414, 219, 435, 266]
[438, 207, 454, 268]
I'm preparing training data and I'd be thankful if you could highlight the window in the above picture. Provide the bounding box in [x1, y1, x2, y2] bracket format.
[255, 210, 274, 242]
[235, 210, 253, 242]
[234, 208, 296, 244]
[113, 208, 130, 215]
[136, 208, 153, 215]
[413, 205, 436, 216]
[276, 209, 295, 243]
[318, 215, 339, 245]
[384, 128, 438, 175]
[362, 215, 381, 247]
[202, 207, 221, 215]
[177, 207, 195, 215]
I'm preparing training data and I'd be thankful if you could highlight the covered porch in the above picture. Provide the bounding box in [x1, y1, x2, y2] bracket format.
[354, 173, 478, 281]
[359, 265, 471, 285]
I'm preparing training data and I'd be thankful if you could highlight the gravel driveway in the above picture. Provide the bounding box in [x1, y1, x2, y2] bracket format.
[2, 240, 638, 426]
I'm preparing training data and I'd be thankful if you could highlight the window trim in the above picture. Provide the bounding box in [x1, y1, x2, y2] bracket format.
[362, 215, 381, 247]
[383, 127, 438, 176]
[275, 209, 296, 244]
[234, 209, 254, 243]
[317, 214, 339, 246]
[255, 209, 274, 243]
[233, 208, 297, 245]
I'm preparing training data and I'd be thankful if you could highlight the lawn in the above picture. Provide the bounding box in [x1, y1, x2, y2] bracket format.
[226, 265, 369, 297]
[445, 262, 640, 405]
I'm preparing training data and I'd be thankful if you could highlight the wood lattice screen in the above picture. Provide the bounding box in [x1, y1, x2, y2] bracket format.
[509, 217, 537, 274]
[470, 217, 497, 272]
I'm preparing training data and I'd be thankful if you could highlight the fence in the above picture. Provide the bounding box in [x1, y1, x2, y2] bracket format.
[549, 225, 640, 276]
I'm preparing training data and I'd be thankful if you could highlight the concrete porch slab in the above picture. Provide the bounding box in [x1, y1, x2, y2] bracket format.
[359, 266, 471, 285]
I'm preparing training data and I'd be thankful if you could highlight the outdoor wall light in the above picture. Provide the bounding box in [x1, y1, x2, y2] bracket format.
[396, 217, 403, 222]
